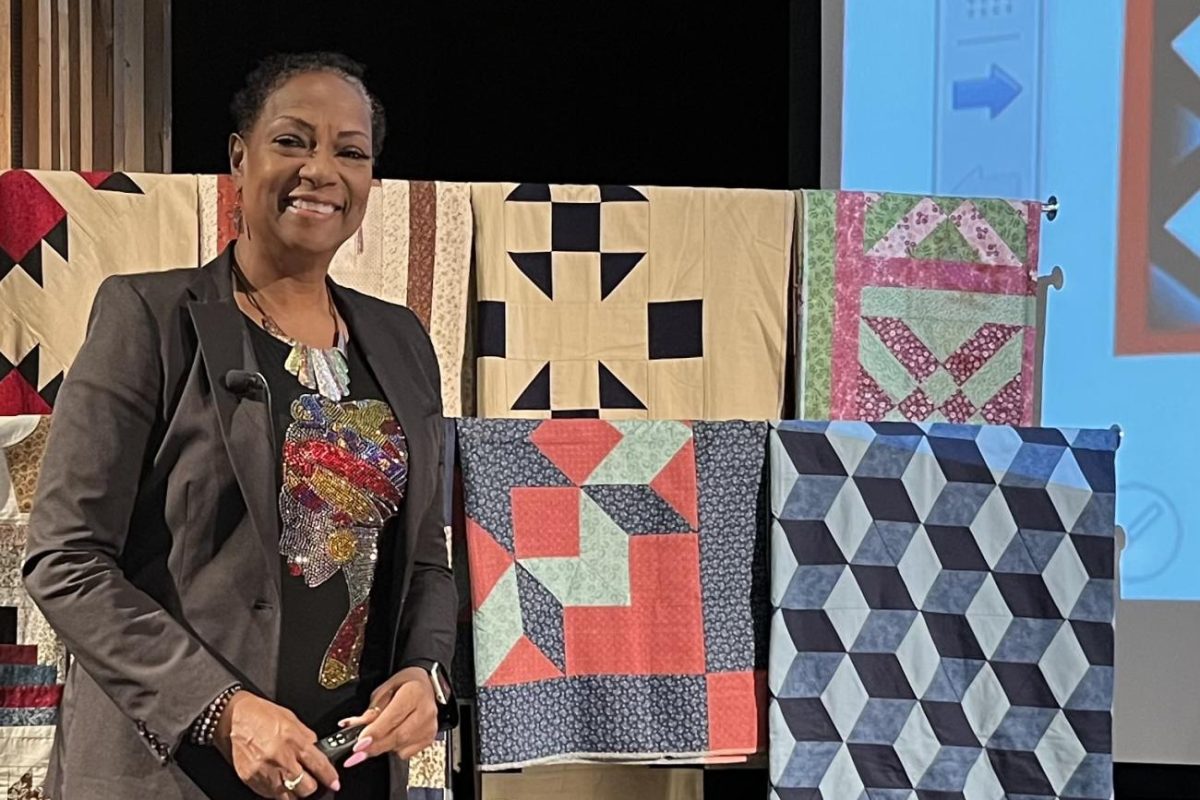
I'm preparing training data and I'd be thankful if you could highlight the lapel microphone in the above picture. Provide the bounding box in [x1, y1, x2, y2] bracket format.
[222, 368, 277, 453]
[223, 369, 268, 400]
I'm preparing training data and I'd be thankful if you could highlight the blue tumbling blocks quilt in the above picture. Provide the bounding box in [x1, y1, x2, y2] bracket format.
[769, 421, 1117, 800]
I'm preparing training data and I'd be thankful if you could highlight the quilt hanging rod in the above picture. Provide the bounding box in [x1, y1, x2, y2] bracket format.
[1042, 195, 1059, 221]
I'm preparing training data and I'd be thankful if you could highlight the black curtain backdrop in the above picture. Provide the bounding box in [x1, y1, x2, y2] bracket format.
[172, 1, 820, 189]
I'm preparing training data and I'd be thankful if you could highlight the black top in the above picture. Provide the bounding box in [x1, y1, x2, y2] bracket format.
[247, 318, 404, 798]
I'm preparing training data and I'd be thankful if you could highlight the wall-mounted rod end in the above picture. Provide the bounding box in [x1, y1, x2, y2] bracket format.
[1050, 265, 1064, 291]
[1043, 195, 1059, 221]
[1036, 266, 1065, 292]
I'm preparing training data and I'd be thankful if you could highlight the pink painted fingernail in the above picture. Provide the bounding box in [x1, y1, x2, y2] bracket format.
[337, 719, 351, 728]
[344, 751, 368, 768]
[331, 780, 342, 791]
[352, 736, 373, 754]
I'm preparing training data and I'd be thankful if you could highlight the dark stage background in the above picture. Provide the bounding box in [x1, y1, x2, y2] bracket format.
[172, 1, 821, 189]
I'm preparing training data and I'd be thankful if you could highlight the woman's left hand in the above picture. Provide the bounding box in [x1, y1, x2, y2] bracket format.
[340, 667, 438, 767]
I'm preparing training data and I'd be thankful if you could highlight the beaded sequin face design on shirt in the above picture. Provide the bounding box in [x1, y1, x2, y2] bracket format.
[279, 394, 409, 689]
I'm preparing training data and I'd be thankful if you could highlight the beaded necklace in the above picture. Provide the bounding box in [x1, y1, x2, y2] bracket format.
[232, 263, 351, 401]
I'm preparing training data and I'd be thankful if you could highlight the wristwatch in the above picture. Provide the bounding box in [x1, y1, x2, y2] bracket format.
[428, 661, 449, 706]
[405, 659, 458, 729]
[404, 659, 453, 714]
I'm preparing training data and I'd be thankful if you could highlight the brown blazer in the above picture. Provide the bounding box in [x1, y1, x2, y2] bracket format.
[22, 247, 457, 799]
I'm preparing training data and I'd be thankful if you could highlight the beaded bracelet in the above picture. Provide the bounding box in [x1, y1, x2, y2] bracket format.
[189, 683, 243, 747]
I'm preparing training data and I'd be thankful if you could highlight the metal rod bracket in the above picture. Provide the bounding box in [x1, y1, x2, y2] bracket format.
[1043, 194, 1059, 221]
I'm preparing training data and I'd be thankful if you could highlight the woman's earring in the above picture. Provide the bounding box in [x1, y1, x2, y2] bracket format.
[233, 188, 244, 236]
[234, 188, 252, 240]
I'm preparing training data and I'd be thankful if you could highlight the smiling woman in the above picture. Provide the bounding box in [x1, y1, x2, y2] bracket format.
[22, 52, 457, 800]
[230, 55, 382, 265]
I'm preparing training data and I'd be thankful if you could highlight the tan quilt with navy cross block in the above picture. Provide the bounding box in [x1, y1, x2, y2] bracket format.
[471, 183, 793, 420]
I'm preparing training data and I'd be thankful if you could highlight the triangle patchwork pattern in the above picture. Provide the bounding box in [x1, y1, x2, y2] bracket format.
[0, 171, 68, 287]
[649, 436, 699, 530]
[506, 183, 552, 202]
[531, 419, 623, 486]
[509, 252, 554, 299]
[0, 348, 60, 414]
[486, 635, 564, 686]
[910, 219, 978, 263]
[856, 288, 1032, 425]
[2, 170, 201, 422]
[598, 362, 646, 410]
[467, 519, 515, 611]
[91, 172, 144, 194]
[512, 363, 551, 411]
[598, 185, 649, 202]
[600, 252, 645, 299]
[863, 195, 1027, 267]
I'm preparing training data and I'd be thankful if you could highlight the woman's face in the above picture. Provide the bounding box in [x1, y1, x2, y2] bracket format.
[230, 71, 374, 259]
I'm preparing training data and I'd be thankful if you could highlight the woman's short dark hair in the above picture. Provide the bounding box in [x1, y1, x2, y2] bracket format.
[230, 51, 387, 159]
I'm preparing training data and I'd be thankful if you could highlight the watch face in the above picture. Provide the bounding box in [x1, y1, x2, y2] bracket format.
[430, 664, 449, 705]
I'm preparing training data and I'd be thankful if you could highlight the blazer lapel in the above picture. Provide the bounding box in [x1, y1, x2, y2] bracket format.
[187, 249, 282, 601]
[333, 292, 426, 461]
[331, 287, 433, 630]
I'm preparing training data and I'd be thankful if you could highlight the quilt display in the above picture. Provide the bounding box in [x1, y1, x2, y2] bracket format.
[798, 191, 1040, 425]
[1, 416, 49, 521]
[472, 183, 793, 420]
[0, 170, 201, 415]
[0, 644, 60, 727]
[481, 765, 702, 800]
[0, 417, 64, 682]
[769, 420, 1117, 799]
[0, 414, 57, 795]
[200, 176, 473, 416]
[0, 520, 64, 694]
[2, 726, 54, 800]
[406, 730, 450, 800]
[0, 645, 58, 799]
[458, 418, 767, 769]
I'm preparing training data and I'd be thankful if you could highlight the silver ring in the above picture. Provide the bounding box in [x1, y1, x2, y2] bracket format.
[283, 772, 305, 792]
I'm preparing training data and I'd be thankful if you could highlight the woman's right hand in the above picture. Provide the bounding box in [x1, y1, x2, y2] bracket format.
[213, 690, 340, 799]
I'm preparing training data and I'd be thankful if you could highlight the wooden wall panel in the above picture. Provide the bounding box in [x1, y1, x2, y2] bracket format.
[76, 0, 92, 169]
[20, 0, 52, 168]
[4, 0, 169, 170]
[91, 0, 113, 170]
[55, 0, 68, 167]
[1, 0, 12, 168]
[143, 0, 167, 171]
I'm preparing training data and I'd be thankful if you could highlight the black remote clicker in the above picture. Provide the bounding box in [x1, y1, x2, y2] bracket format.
[317, 724, 367, 763]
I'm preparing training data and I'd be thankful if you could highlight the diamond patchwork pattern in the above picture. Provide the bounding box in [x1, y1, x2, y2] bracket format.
[769, 421, 1118, 800]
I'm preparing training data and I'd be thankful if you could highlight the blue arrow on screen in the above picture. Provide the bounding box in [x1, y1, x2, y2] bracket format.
[952, 65, 1022, 118]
